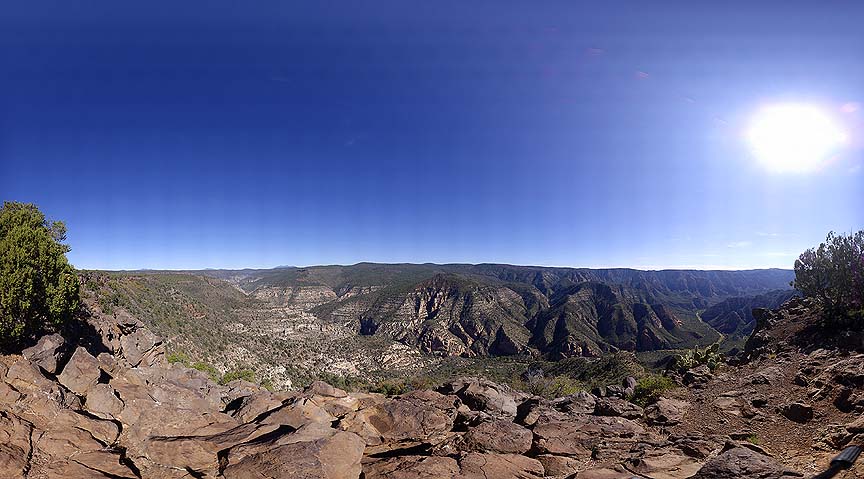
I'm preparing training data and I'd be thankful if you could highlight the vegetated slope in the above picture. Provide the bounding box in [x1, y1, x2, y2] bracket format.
[79, 271, 434, 388]
[199, 263, 793, 356]
[701, 289, 800, 337]
[85, 265, 794, 385]
[528, 282, 690, 358]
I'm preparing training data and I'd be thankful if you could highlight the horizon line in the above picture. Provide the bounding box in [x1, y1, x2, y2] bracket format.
[76, 260, 795, 273]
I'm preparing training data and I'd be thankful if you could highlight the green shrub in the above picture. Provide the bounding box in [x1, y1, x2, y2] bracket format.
[0, 202, 80, 348]
[370, 378, 413, 396]
[313, 371, 370, 392]
[514, 373, 584, 399]
[220, 368, 256, 385]
[793, 230, 864, 326]
[669, 343, 722, 373]
[630, 375, 676, 407]
[192, 361, 221, 382]
[545, 375, 584, 398]
[166, 351, 192, 365]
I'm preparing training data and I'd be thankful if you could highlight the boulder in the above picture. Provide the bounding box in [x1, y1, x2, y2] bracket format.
[364, 456, 460, 479]
[57, 347, 101, 396]
[21, 333, 66, 374]
[458, 452, 544, 479]
[683, 365, 712, 388]
[846, 414, 864, 433]
[0, 412, 34, 478]
[119, 327, 163, 367]
[550, 391, 596, 415]
[84, 383, 124, 419]
[26, 410, 132, 478]
[750, 393, 769, 408]
[627, 445, 704, 479]
[262, 397, 335, 428]
[313, 393, 362, 418]
[306, 380, 348, 398]
[779, 402, 813, 424]
[533, 414, 646, 458]
[576, 466, 640, 478]
[440, 379, 518, 417]
[712, 391, 748, 417]
[747, 367, 782, 385]
[340, 389, 458, 447]
[142, 421, 285, 474]
[222, 430, 365, 479]
[5, 356, 55, 391]
[645, 398, 688, 426]
[594, 397, 644, 419]
[227, 390, 285, 423]
[222, 378, 261, 405]
[454, 408, 494, 430]
[536, 454, 585, 477]
[667, 434, 725, 459]
[0, 381, 21, 404]
[690, 447, 801, 478]
[65, 450, 139, 478]
[30, 459, 134, 479]
[370, 450, 548, 478]
[515, 397, 568, 427]
[814, 423, 854, 450]
[606, 385, 628, 398]
[462, 419, 533, 454]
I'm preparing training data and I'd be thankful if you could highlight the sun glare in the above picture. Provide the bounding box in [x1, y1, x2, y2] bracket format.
[747, 104, 847, 173]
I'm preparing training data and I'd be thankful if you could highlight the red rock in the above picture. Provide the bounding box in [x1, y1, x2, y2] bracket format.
[462, 419, 533, 454]
[57, 347, 100, 396]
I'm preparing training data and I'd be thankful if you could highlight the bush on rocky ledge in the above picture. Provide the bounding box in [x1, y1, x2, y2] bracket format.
[793, 230, 864, 327]
[630, 374, 677, 407]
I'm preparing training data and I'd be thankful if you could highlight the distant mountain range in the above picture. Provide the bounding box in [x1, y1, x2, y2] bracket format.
[197, 264, 794, 355]
[85, 264, 795, 383]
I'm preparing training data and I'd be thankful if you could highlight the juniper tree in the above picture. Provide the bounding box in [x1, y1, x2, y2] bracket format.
[0, 202, 79, 346]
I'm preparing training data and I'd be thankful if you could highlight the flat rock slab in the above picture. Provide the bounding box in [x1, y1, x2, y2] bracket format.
[691, 447, 802, 479]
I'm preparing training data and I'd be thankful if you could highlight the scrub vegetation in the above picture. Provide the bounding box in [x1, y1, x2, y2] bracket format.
[0, 202, 79, 349]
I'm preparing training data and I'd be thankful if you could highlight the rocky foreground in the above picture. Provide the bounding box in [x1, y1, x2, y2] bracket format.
[1, 299, 862, 478]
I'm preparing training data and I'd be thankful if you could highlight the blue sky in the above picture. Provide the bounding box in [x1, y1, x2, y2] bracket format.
[2, 1, 862, 270]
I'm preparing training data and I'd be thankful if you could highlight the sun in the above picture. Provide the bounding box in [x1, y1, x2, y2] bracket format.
[747, 103, 847, 173]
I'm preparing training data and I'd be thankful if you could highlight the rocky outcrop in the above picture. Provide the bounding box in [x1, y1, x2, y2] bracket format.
[368, 274, 535, 357]
[0, 312, 733, 479]
[7, 295, 858, 479]
[21, 333, 66, 374]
